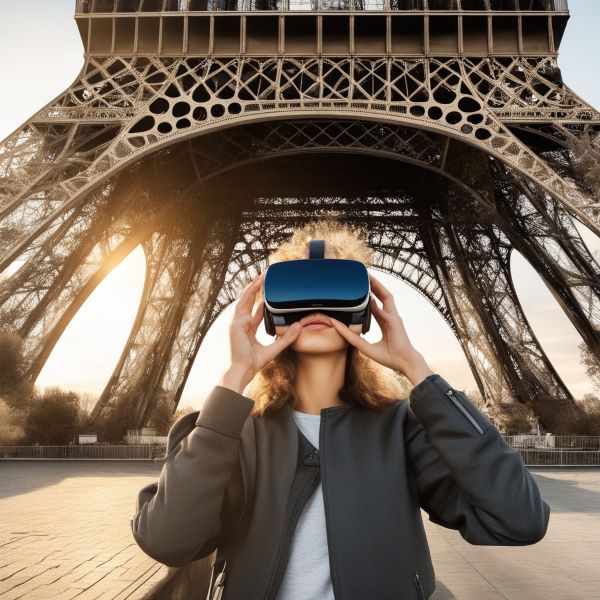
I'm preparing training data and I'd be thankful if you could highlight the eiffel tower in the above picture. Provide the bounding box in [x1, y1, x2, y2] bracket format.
[0, 0, 598, 433]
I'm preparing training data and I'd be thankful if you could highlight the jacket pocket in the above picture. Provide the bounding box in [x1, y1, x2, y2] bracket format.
[413, 570, 425, 600]
[445, 387, 485, 435]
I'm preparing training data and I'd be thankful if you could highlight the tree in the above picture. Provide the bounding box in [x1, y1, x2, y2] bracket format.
[0, 399, 26, 445]
[77, 391, 98, 418]
[0, 329, 34, 409]
[147, 394, 197, 435]
[147, 392, 175, 435]
[465, 386, 537, 434]
[23, 387, 81, 445]
[91, 391, 139, 443]
[579, 338, 600, 394]
[573, 393, 600, 436]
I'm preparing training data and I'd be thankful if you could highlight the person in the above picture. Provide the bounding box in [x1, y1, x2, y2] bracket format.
[131, 219, 550, 600]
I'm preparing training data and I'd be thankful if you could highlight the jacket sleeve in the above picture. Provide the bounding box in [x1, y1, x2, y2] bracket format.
[404, 372, 550, 546]
[130, 384, 255, 567]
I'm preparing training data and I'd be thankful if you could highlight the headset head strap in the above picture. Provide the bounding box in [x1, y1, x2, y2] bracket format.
[308, 239, 325, 259]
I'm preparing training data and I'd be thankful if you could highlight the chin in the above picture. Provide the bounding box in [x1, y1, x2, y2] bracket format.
[292, 342, 348, 354]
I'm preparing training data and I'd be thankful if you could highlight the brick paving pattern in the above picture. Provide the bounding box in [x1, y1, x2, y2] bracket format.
[427, 468, 600, 600]
[0, 462, 598, 599]
[0, 461, 166, 600]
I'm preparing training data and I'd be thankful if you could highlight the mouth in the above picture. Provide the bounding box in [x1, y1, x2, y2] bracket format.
[302, 322, 332, 330]
[299, 313, 333, 330]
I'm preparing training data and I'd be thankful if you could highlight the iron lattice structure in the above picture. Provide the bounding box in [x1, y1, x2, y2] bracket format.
[1, 0, 599, 433]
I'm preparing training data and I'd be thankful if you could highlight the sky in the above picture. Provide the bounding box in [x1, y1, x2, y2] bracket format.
[0, 1, 599, 411]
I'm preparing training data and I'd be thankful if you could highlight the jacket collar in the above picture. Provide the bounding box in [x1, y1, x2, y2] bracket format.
[281, 402, 355, 417]
[281, 402, 354, 464]
[261, 401, 354, 468]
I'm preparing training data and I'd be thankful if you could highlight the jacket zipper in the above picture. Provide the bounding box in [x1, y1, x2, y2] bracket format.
[446, 388, 485, 435]
[266, 469, 320, 599]
[413, 570, 425, 600]
[320, 411, 343, 600]
[212, 569, 225, 600]
[263, 436, 321, 600]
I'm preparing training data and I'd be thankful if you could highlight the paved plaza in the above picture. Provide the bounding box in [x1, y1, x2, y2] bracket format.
[427, 468, 600, 600]
[0, 461, 167, 600]
[0, 462, 598, 599]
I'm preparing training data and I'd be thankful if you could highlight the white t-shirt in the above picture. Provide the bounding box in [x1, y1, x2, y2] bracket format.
[274, 410, 335, 600]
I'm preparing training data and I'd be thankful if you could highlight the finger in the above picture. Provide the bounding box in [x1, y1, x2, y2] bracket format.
[234, 271, 265, 318]
[328, 317, 370, 353]
[264, 321, 302, 361]
[369, 294, 391, 326]
[369, 273, 398, 316]
[249, 298, 265, 336]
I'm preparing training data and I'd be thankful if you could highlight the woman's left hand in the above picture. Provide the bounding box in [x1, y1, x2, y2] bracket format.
[327, 272, 433, 381]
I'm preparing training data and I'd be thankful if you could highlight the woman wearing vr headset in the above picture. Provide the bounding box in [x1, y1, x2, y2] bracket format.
[132, 220, 550, 600]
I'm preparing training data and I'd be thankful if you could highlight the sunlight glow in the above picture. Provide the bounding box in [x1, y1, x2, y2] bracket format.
[2, 0, 599, 410]
[35, 246, 146, 399]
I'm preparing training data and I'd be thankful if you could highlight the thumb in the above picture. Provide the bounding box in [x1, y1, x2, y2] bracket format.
[266, 321, 302, 359]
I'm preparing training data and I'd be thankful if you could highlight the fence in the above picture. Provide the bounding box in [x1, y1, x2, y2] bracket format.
[0, 444, 165, 460]
[503, 434, 600, 450]
[518, 449, 600, 466]
[1, 434, 599, 465]
[503, 435, 600, 466]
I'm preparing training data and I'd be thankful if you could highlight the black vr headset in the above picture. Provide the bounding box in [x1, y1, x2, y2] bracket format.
[263, 239, 372, 336]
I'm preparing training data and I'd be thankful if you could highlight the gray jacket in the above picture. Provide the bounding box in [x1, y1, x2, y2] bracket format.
[131, 372, 550, 600]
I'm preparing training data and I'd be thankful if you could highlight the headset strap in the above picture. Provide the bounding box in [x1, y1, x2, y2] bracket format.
[308, 239, 325, 259]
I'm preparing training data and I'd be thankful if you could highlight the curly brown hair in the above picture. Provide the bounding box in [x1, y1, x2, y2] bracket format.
[244, 218, 409, 418]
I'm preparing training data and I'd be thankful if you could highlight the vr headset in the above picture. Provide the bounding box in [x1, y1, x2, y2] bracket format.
[263, 239, 372, 336]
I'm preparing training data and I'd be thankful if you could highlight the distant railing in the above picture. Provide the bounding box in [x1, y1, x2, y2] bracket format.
[519, 449, 600, 466]
[0, 444, 165, 460]
[503, 435, 600, 466]
[1, 433, 598, 465]
[503, 434, 600, 450]
[76, 0, 568, 13]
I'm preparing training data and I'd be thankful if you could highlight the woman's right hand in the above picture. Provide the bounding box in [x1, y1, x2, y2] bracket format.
[219, 271, 302, 394]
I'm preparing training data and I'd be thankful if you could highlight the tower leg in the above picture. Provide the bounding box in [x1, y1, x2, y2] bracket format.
[88, 201, 241, 432]
[417, 176, 576, 433]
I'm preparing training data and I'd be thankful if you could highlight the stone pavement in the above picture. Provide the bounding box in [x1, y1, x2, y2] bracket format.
[427, 468, 600, 600]
[0, 462, 598, 599]
[0, 460, 166, 600]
